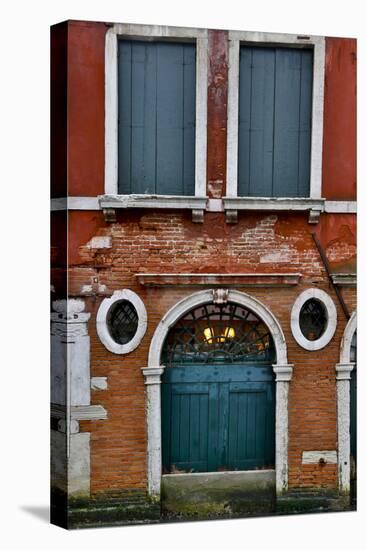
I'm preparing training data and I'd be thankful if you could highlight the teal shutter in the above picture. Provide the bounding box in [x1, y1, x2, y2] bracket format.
[238, 46, 313, 197]
[118, 40, 196, 195]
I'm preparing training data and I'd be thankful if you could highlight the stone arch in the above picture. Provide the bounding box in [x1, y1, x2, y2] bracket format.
[148, 289, 288, 367]
[336, 311, 357, 495]
[339, 311, 357, 364]
[142, 289, 293, 497]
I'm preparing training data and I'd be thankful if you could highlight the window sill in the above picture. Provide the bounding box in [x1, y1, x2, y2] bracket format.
[99, 194, 325, 223]
[223, 196, 326, 224]
[51, 195, 356, 224]
[98, 194, 208, 222]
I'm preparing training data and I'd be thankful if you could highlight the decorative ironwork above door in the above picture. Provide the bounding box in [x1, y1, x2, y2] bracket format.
[162, 302, 275, 366]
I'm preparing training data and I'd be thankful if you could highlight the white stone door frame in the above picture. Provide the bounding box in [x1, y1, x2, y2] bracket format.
[336, 311, 357, 495]
[142, 288, 293, 498]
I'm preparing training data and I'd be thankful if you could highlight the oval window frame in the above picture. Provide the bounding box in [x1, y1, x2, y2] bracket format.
[96, 289, 147, 354]
[291, 289, 337, 351]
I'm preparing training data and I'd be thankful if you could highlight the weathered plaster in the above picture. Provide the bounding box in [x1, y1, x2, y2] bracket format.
[86, 236, 112, 249]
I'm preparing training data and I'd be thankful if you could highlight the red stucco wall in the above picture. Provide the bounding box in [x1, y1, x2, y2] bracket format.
[67, 21, 107, 196]
[322, 38, 357, 200]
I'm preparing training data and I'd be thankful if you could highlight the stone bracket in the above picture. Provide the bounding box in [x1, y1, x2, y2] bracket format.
[103, 208, 116, 222]
[225, 209, 238, 224]
[308, 208, 322, 224]
[192, 209, 204, 223]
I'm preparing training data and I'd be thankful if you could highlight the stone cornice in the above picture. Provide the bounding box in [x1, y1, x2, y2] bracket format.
[135, 273, 301, 288]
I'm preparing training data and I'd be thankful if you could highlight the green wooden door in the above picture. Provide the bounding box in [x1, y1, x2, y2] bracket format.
[162, 363, 275, 474]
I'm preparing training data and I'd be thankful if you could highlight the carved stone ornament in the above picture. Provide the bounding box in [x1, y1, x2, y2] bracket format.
[212, 288, 229, 305]
[51, 299, 90, 339]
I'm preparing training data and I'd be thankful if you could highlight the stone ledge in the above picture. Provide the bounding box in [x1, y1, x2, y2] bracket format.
[51, 404, 108, 421]
[136, 272, 302, 287]
[276, 489, 353, 515]
[331, 273, 357, 287]
[98, 194, 208, 210]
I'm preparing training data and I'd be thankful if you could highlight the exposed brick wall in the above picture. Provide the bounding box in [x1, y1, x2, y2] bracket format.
[65, 210, 356, 494]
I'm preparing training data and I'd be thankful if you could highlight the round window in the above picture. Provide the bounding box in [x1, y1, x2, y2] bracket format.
[96, 290, 147, 354]
[107, 300, 138, 345]
[299, 298, 327, 341]
[291, 289, 337, 351]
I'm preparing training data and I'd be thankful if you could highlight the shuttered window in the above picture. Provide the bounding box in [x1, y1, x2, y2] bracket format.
[238, 46, 313, 197]
[118, 40, 196, 195]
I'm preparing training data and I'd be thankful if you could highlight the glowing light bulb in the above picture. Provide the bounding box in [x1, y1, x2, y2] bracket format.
[224, 327, 235, 338]
[203, 328, 214, 342]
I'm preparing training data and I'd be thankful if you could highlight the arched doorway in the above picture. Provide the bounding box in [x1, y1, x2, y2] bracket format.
[161, 301, 276, 474]
[143, 289, 292, 498]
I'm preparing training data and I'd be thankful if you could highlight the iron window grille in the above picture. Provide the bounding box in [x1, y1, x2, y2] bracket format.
[162, 302, 275, 366]
[299, 298, 327, 341]
[107, 299, 139, 345]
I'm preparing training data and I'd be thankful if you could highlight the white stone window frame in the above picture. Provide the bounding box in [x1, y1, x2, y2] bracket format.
[96, 289, 147, 354]
[291, 288, 337, 351]
[225, 31, 326, 218]
[103, 23, 208, 210]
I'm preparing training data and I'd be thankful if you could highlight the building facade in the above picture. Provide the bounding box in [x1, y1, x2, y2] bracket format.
[51, 20, 357, 528]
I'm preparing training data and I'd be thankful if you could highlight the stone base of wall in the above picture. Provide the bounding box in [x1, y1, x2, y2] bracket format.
[161, 471, 276, 519]
[51, 489, 160, 529]
[276, 489, 355, 515]
[51, 486, 356, 529]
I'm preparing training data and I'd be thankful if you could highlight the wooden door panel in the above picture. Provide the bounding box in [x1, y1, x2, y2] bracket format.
[162, 365, 275, 473]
